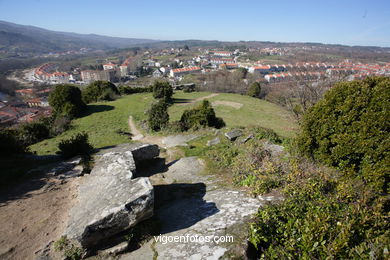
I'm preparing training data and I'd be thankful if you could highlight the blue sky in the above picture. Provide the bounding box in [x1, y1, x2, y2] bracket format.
[1, 0, 390, 47]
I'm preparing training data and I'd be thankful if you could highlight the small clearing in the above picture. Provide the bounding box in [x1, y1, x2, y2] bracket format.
[212, 100, 243, 109]
[177, 93, 220, 106]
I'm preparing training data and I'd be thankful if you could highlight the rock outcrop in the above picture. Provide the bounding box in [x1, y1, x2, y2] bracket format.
[162, 134, 198, 148]
[65, 143, 159, 249]
[207, 137, 220, 146]
[225, 129, 243, 141]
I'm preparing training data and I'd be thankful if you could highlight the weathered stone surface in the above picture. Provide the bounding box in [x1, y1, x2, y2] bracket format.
[224, 129, 243, 141]
[97, 143, 160, 163]
[92, 149, 136, 179]
[65, 145, 155, 249]
[239, 134, 254, 144]
[207, 137, 220, 146]
[66, 176, 153, 248]
[262, 141, 285, 156]
[101, 241, 129, 256]
[162, 134, 198, 148]
[28, 156, 83, 178]
[130, 143, 160, 162]
[120, 156, 263, 260]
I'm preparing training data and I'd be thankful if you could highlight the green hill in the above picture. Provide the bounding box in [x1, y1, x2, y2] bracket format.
[30, 91, 297, 155]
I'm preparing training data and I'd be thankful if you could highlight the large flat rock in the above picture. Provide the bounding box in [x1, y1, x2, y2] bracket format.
[97, 143, 160, 162]
[65, 144, 157, 249]
[120, 156, 264, 260]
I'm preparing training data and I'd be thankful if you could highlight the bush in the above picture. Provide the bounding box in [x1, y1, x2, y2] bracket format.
[18, 121, 50, 146]
[118, 85, 152, 95]
[49, 84, 86, 118]
[247, 82, 261, 97]
[297, 76, 390, 192]
[82, 80, 119, 103]
[152, 81, 173, 102]
[179, 100, 225, 130]
[249, 159, 390, 259]
[0, 128, 28, 155]
[252, 126, 283, 144]
[58, 132, 93, 159]
[147, 100, 169, 131]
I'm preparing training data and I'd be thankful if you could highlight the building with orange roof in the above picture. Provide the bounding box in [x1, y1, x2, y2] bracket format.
[103, 62, 118, 70]
[248, 65, 271, 74]
[170, 66, 201, 77]
[219, 63, 238, 70]
[212, 51, 232, 57]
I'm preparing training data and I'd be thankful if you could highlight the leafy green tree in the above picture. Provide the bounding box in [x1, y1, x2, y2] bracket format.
[180, 100, 225, 130]
[49, 84, 86, 118]
[152, 81, 173, 102]
[148, 100, 169, 131]
[18, 121, 50, 145]
[247, 82, 261, 97]
[297, 76, 390, 192]
[82, 80, 119, 104]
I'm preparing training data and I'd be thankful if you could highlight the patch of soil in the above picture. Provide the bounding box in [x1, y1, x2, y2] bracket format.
[0, 177, 79, 260]
[177, 93, 220, 106]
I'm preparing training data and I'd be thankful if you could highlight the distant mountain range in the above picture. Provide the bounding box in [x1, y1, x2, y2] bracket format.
[1, 20, 389, 61]
[0, 20, 158, 56]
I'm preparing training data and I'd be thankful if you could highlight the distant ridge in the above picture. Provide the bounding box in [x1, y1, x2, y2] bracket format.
[0, 20, 158, 56]
[1, 20, 389, 59]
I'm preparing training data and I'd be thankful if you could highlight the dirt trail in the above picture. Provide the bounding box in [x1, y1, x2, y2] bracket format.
[128, 116, 142, 137]
[177, 93, 220, 106]
[128, 115, 165, 146]
[0, 177, 78, 260]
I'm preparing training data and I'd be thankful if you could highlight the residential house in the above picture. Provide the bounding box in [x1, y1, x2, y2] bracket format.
[81, 70, 117, 84]
[248, 65, 271, 74]
[170, 66, 201, 77]
[103, 62, 118, 70]
[212, 51, 232, 57]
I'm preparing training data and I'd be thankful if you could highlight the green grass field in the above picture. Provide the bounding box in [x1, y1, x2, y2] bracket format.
[170, 92, 297, 136]
[30, 91, 297, 155]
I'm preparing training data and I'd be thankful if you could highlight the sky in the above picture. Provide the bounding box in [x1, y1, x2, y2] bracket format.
[1, 0, 390, 47]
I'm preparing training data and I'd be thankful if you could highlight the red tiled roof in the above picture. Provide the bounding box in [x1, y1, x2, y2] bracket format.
[15, 89, 34, 94]
[172, 66, 201, 73]
[252, 65, 270, 70]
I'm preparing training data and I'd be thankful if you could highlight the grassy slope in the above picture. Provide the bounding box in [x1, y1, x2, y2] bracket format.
[30, 93, 154, 155]
[170, 92, 297, 137]
[30, 91, 297, 155]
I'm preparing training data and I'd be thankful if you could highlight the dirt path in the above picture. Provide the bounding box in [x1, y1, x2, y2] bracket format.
[0, 176, 78, 260]
[128, 116, 143, 139]
[177, 93, 220, 106]
[128, 115, 166, 146]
